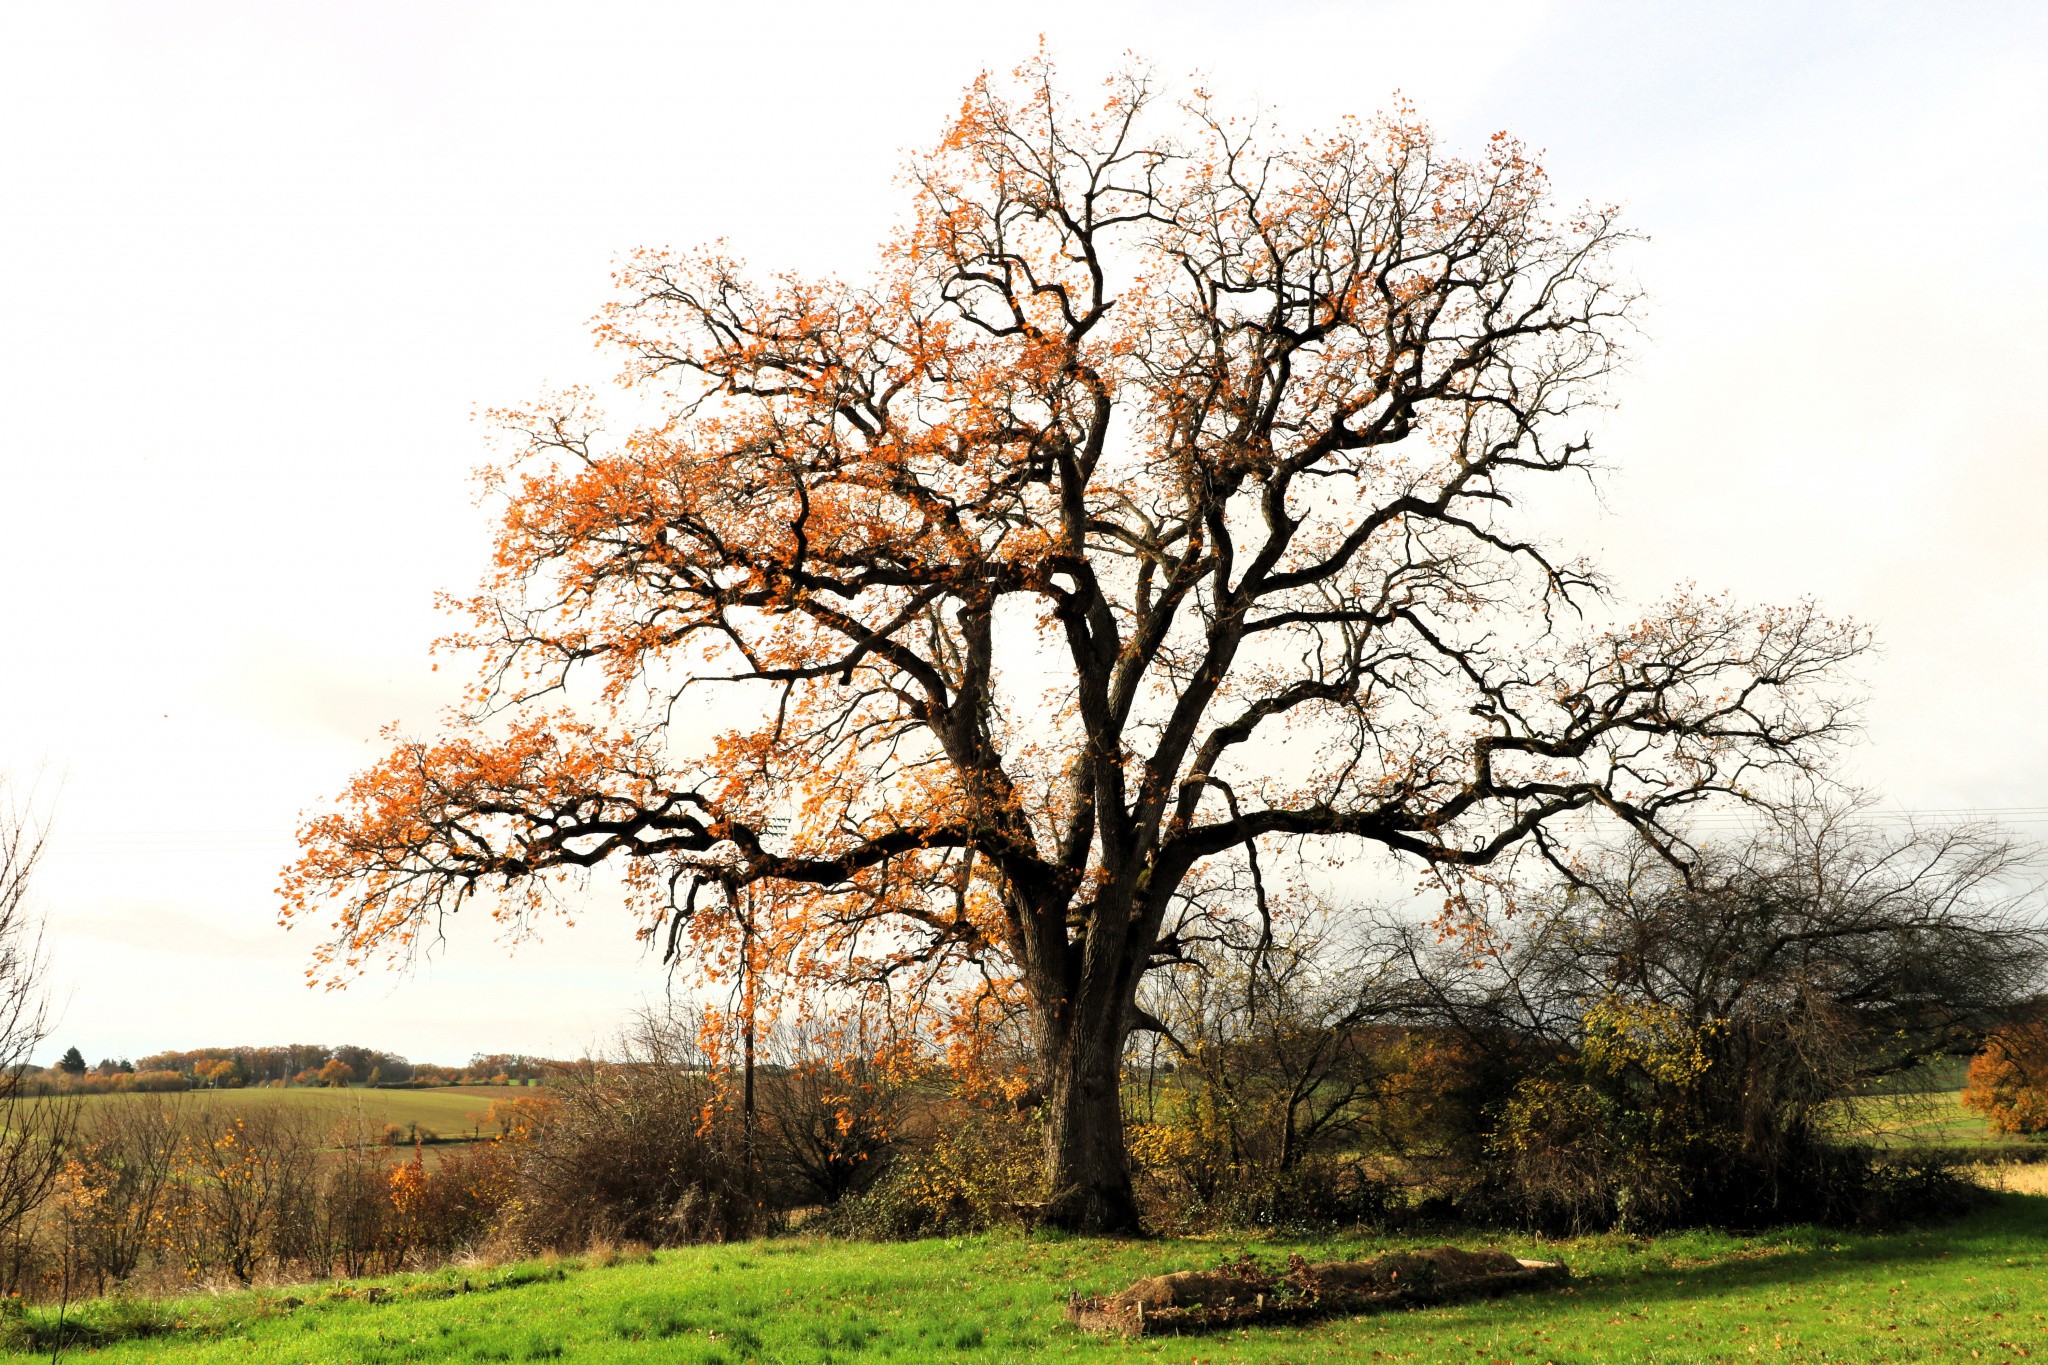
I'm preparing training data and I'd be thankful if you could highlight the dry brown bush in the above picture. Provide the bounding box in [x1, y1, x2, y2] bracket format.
[495, 1011, 757, 1250]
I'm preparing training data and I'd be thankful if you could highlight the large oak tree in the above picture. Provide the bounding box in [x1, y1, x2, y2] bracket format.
[286, 60, 1865, 1231]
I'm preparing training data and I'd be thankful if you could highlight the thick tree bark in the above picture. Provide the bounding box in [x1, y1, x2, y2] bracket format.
[1035, 991, 1141, 1234]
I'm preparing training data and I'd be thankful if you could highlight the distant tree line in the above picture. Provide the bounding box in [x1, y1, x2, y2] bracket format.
[15, 1046, 562, 1095]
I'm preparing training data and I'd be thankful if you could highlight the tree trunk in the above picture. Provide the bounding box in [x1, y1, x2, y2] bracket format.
[1039, 1009, 1141, 1233]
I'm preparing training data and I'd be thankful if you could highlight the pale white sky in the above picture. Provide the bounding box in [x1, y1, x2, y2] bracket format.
[2, 1, 2044, 1066]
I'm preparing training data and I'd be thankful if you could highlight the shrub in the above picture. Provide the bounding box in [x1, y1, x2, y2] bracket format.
[497, 1011, 756, 1250]
[1786, 1146, 1982, 1228]
[1126, 922, 1413, 1232]
[1858, 1151, 1983, 1226]
[387, 1143, 512, 1266]
[50, 1097, 180, 1291]
[759, 1052, 900, 1206]
[824, 1097, 1041, 1239]
[123, 1071, 190, 1094]
[1396, 805, 2048, 1230]
[158, 1108, 318, 1284]
[1478, 1075, 1682, 1233]
[316, 1153, 390, 1277]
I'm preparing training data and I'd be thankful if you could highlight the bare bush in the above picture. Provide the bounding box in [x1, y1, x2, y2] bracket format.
[161, 1108, 319, 1283]
[0, 784, 72, 1294]
[757, 1018, 902, 1206]
[31, 1100, 514, 1293]
[316, 1149, 391, 1278]
[1130, 921, 1403, 1228]
[498, 1010, 754, 1250]
[1398, 799, 2048, 1227]
[52, 1097, 180, 1291]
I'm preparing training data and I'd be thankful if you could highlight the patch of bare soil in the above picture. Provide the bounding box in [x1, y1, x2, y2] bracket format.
[1065, 1245, 1569, 1337]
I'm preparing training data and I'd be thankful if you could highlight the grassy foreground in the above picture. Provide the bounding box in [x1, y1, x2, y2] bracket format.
[11, 1195, 2047, 1363]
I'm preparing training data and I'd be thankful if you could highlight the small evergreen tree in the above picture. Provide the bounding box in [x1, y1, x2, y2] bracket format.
[56, 1046, 85, 1075]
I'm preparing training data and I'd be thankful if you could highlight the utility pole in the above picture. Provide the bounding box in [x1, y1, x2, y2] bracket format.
[741, 815, 788, 1223]
[740, 883, 757, 1214]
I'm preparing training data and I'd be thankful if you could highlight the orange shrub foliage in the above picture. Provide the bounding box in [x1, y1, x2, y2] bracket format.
[1963, 1023, 2048, 1135]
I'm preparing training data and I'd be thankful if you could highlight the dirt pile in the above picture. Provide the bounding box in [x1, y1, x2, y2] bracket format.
[1066, 1245, 1568, 1337]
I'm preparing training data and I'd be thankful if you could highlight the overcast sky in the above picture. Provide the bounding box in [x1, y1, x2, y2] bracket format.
[2, 1, 2044, 1067]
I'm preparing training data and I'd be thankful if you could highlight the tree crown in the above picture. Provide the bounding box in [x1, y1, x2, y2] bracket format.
[284, 57, 1864, 1032]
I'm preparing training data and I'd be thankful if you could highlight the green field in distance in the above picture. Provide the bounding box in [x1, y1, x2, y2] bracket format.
[67, 1086, 514, 1139]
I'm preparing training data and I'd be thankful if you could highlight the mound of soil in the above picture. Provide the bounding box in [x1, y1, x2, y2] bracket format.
[1066, 1245, 1569, 1337]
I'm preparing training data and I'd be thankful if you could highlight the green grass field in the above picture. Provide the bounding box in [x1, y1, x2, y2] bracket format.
[12, 1194, 2048, 1362]
[69, 1086, 510, 1141]
[1834, 1088, 2047, 1151]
